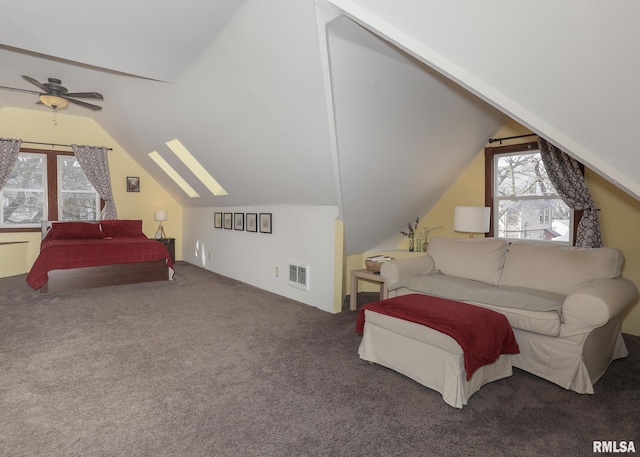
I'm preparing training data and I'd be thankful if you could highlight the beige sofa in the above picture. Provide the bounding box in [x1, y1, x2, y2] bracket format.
[378, 236, 639, 394]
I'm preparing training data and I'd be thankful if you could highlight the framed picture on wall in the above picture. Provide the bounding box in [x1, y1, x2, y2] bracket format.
[234, 213, 244, 231]
[223, 212, 233, 230]
[259, 213, 272, 234]
[246, 213, 258, 232]
[126, 176, 140, 192]
[214, 212, 223, 229]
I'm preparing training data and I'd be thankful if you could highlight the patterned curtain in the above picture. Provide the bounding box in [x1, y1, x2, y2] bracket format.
[71, 144, 118, 220]
[0, 138, 22, 189]
[538, 138, 602, 248]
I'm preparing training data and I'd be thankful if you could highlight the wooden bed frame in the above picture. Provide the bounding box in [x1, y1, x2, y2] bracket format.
[41, 260, 170, 293]
[39, 221, 171, 293]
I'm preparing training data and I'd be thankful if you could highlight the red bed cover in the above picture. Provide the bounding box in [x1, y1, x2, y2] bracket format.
[356, 294, 519, 380]
[26, 237, 174, 290]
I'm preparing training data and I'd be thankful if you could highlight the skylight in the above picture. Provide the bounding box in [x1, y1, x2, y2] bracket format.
[148, 151, 200, 198]
[166, 139, 228, 196]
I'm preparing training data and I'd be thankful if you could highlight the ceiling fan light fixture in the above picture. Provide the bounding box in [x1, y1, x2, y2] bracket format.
[39, 94, 69, 110]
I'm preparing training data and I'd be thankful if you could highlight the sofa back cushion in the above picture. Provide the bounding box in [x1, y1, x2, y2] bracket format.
[500, 241, 624, 294]
[426, 237, 509, 286]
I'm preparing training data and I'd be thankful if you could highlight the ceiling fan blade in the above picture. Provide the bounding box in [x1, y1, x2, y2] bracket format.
[64, 97, 102, 111]
[21, 75, 49, 92]
[65, 92, 104, 100]
[0, 84, 41, 95]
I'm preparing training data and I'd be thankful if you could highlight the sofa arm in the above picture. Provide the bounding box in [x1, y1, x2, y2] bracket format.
[563, 278, 639, 330]
[379, 255, 434, 287]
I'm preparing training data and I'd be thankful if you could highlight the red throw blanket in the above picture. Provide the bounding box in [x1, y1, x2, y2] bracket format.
[26, 237, 174, 290]
[356, 294, 519, 380]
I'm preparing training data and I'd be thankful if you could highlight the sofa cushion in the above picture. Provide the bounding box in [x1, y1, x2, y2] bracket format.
[389, 272, 564, 336]
[426, 237, 508, 286]
[500, 241, 624, 295]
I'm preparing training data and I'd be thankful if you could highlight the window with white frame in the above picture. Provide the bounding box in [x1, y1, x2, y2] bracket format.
[485, 142, 574, 244]
[0, 149, 100, 229]
[57, 155, 100, 221]
[1, 152, 47, 228]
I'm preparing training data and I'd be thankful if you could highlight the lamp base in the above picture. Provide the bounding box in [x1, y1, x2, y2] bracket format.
[154, 223, 166, 240]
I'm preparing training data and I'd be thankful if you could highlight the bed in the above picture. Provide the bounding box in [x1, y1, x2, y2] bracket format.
[26, 220, 174, 293]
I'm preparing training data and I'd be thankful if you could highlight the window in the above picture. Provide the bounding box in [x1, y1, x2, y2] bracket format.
[57, 155, 100, 221]
[0, 148, 100, 230]
[1, 152, 46, 227]
[485, 142, 575, 244]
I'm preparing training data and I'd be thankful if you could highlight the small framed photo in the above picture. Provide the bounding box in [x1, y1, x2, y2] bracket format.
[223, 212, 233, 230]
[214, 212, 223, 229]
[126, 176, 140, 192]
[259, 213, 272, 234]
[246, 213, 258, 232]
[234, 213, 244, 231]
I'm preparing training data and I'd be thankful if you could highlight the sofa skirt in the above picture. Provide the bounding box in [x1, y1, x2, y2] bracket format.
[510, 318, 629, 394]
[358, 310, 513, 408]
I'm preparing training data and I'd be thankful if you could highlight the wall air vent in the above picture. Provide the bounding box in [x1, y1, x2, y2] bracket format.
[288, 262, 310, 291]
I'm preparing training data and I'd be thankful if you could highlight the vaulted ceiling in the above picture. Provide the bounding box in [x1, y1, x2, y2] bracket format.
[1, 0, 638, 254]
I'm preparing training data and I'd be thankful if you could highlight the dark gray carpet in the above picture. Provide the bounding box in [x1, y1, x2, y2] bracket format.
[1, 262, 638, 457]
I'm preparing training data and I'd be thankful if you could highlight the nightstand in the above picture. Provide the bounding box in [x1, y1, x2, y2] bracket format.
[156, 237, 176, 263]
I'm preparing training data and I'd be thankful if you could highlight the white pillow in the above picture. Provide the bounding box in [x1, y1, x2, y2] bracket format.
[426, 237, 509, 286]
[500, 241, 624, 294]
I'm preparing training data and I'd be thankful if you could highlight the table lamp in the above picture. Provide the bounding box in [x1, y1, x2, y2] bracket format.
[454, 206, 490, 238]
[154, 210, 167, 239]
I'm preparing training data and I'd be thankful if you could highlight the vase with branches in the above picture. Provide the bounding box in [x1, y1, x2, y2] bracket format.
[400, 217, 420, 252]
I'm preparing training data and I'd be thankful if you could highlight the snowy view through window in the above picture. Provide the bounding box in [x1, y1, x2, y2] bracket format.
[58, 156, 99, 221]
[1, 153, 46, 227]
[494, 151, 571, 243]
[1, 153, 98, 228]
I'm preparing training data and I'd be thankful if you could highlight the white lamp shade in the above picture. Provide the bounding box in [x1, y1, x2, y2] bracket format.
[154, 210, 168, 222]
[454, 206, 490, 233]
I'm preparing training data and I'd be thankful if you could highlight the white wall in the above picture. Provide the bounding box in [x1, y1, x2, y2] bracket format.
[325, 15, 504, 254]
[182, 205, 340, 313]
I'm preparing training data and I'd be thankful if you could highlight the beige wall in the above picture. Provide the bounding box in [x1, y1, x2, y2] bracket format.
[587, 171, 640, 336]
[0, 107, 183, 278]
[347, 118, 640, 336]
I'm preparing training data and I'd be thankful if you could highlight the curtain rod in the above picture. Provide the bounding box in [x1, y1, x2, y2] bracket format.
[20, 140, 112, 151]
[488, 133, 538, 145]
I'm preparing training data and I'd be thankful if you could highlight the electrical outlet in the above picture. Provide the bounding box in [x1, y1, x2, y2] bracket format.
[275, 267, 279, 277]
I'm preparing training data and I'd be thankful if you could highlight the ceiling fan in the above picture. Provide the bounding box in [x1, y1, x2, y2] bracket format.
[0, 75, 103, 111]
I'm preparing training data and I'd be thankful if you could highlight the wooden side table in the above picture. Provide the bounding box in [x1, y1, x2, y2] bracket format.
[156, 238, 176, 263]
[350, 268, 388, 311]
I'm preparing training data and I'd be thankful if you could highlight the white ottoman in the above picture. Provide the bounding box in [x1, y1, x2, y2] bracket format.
[358, 309, 514, 408]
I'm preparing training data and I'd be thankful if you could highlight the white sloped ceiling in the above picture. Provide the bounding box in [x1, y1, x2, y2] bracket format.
[328, 0, 640, 200]
[0, 0, 338, 208]
[1, 0, 637, 256]
[325, 15, 505, 254]
[0, 0, 247, 83]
